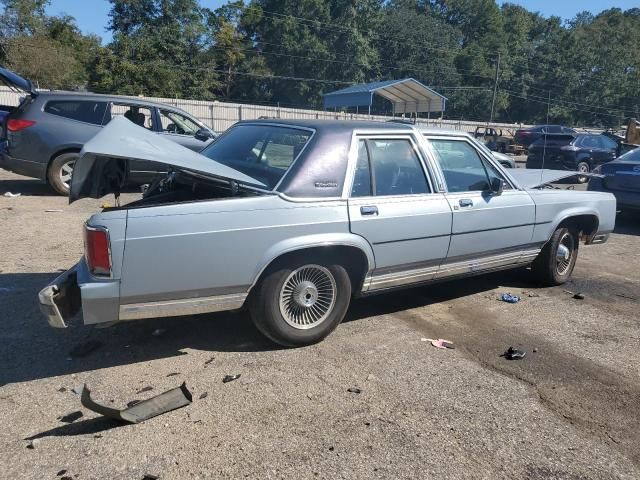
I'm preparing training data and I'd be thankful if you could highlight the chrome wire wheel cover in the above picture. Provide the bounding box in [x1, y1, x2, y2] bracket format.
[279, 265, 337, 330]
[555, 232, 575, 275]
[59, 160, 76, 189]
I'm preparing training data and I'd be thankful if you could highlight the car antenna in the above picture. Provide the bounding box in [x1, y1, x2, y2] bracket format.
[540, 91, 551, 186]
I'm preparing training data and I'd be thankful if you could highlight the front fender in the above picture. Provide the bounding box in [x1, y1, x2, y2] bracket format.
[249, 233, 376, 289]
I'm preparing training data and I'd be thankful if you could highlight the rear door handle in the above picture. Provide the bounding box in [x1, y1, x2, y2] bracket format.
[360, 205, 378, 216]
[459, 199, 473, 208]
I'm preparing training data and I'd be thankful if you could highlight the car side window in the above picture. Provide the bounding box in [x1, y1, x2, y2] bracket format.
[44, 100, 107, 125]
[108, 103, 154, 130]
[159, 109, 200, 136]
[581, 136, 599, 148]
[547, 126, 562, 134]
[430, 139, 507, 193]
[600, 136, 618, 150]
[351, 138, 429, 197]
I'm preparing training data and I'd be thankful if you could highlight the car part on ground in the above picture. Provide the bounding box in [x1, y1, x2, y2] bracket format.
[80, 383, 192, 424]
[37, 119, 616, 346]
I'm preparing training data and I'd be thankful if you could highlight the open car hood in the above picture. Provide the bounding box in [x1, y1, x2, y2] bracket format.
[0, 66, 36, 95]
[507, 169, 598, 189]
[69, 117, 265, 202]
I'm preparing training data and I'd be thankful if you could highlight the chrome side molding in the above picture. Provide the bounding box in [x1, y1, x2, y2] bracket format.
[119, 292, 248, 321]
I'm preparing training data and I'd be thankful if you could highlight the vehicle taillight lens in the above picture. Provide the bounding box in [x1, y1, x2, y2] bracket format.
[7, 119, 36, 132]
[85, 226, 111, 276]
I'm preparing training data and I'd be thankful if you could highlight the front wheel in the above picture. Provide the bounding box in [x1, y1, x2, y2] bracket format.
[576, 161, 590, 184]
[531, 227, 579, 286]
[249, 259, 352, 347]
[48, 152, 79, 195]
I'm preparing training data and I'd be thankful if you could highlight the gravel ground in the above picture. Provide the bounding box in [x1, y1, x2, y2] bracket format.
[1, 168, 639, 479]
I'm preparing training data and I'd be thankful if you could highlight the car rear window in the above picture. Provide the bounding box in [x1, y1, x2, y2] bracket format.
[44, 100, 107, 125]
[200, 124, 312, 190]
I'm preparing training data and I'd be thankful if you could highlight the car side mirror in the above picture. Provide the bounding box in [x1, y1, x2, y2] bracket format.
[490, 177, 504, 196]
[195, 128, 214, 141]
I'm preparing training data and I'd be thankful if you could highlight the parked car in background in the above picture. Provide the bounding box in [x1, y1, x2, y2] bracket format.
[515, 125, 577, 147]
[0, 67, 216, 195]
[526, 133, 618, 182]
[39, 118, 615, 347]
[588, 147, 640, 213]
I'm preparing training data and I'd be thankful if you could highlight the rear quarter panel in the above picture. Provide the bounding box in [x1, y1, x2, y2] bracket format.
[119, 196, 372, 304]
[527, 189, 616, 243]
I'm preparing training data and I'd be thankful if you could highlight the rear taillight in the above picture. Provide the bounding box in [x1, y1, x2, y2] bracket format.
[84, 225, 111, 277]
[7, 119, 36, 132]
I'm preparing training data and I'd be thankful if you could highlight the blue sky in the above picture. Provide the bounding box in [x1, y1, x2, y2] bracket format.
[45, 0, 638, 44]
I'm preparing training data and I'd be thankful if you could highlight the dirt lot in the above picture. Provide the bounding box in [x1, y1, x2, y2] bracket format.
[1, 168, 639, 479]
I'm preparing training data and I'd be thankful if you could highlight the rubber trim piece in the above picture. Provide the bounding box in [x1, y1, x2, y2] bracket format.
[80, 383, 192, 423]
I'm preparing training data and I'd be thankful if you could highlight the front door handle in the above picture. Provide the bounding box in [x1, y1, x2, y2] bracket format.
[459, 199, 473, 208]
[360, 205, 378, 216]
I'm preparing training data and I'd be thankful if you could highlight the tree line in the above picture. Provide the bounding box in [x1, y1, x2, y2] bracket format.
[1, 0, 639, 127]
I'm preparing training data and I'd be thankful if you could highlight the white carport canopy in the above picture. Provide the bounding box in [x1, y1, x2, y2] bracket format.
[323, 78, 447, 115]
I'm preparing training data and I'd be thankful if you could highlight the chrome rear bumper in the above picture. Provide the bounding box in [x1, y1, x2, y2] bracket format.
[38, 266, 81, 328]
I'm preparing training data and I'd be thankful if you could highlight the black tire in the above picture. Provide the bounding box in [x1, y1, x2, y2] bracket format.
[576, 161, 590, 184]
[531, 227, 579, 286]
[249, 257, 352, 347]
[48, 152, 79, 196]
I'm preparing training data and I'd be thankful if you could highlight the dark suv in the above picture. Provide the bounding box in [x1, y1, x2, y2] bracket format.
[0, 67, 216, 194]
[526, 133, 618, 181]
[515, 125, 576, 147]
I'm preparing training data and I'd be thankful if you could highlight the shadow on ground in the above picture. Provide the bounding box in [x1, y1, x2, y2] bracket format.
[0, 268, 533, 386]
[614, 211, 640, 236]
[0, 177, 53, 196]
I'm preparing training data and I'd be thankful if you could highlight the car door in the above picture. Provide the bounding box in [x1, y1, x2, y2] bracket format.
[156, 108, 214, 151]
[425, 136, 536, 276]
[594, 135, 618, 165]
[347, 135, 452, 291]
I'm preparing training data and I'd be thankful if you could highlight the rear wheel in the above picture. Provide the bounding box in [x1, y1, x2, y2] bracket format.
[531, 227, 579, 286]
[576, 161, 590, 184]
[48, 152, 79, 195]
[249, 258, 352, 347]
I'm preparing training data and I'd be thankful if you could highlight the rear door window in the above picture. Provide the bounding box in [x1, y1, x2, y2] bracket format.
[44, 100, 107, 125]
[350, 138, 430, 197]
[108, 103, 154, 130]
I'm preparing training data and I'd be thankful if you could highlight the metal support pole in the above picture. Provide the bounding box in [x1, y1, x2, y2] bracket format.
[490, 52, 500, 123]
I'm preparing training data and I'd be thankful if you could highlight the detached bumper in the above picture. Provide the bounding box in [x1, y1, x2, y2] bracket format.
[38, 266, 81, 328]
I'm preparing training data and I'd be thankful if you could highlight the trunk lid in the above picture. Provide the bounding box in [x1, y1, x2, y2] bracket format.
[0, 66, 37, 96]
[69, 116, 266, 203]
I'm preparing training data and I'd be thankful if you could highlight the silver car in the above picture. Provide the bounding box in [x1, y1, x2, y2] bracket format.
[39, 118, 616, 346]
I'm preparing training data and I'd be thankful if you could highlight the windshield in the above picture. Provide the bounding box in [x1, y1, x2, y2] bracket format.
[200, 124, 312, 190]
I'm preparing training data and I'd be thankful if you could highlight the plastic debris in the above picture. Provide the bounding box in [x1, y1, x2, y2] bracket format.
[424, 338, 455, 349]
[347, 387, 362, 394]
[3, 192, 21, 197]
[80, 382, 192, 424]
[222, 374, 241, 383]
[142, 475, 159, 480]
[204, 356, 215, 365]
[199, 392, 208, 399]
[500, 293, 521, 303]
[26, 439, 40, 449]
[501, 347, 526, 360]
[166, 372, 180, 377]
[136, 386, 153, 394]
[45, 209, 63, 213]
[573, 292, 585, 300]
[59, 411, 83, 423]
[57, 470, 67, 476]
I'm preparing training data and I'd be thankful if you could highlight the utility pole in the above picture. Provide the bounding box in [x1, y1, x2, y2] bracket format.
[490, 52, 500, 123]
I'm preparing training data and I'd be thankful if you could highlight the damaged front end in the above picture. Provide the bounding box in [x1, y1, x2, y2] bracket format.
[38, 266, 81, 328]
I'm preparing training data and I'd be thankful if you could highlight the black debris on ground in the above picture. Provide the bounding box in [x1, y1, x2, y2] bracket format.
[573, 292, 585, 300]
[57, 387, 67, 393]
[57, 470, 67, 476]
[142, 474, 159, 479]
[347, 387, 362, 394]
[166, 372, 180, 377]
[204, 356, 215, 365]
[501, 346, 526, 360]
[127, 400, 141, 408]
[199, 392, 208, 399]
[222, 374, 241, 383]
[136, 386, 153, 394]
